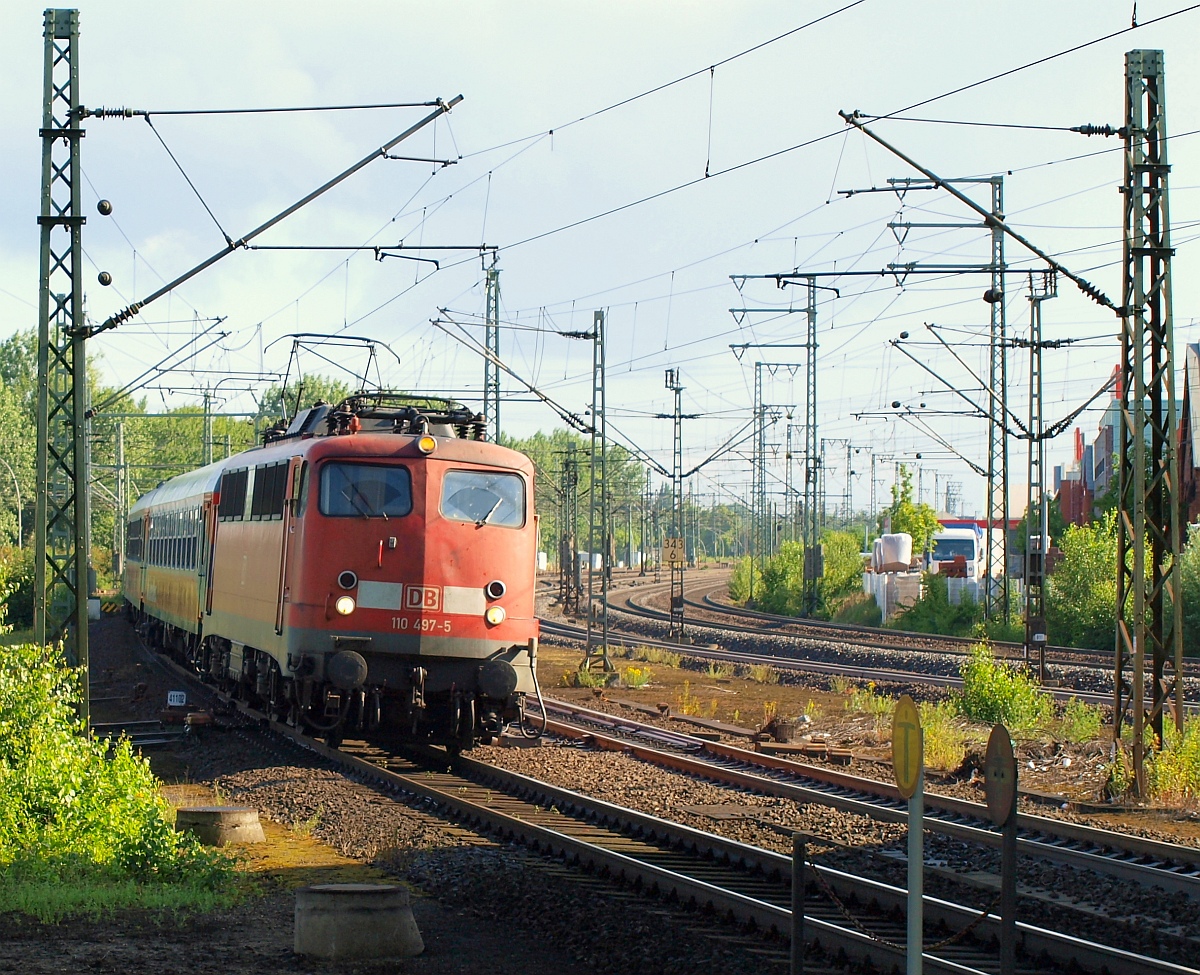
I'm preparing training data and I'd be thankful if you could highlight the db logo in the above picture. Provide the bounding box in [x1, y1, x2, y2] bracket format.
[404, 586, 441, 611]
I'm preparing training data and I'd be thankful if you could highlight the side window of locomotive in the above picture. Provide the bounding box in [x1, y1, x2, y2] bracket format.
[319, 463, 412, 518]
[440, 470, 525, 528]
[218, 469, 248, 521]
[293, 462, 309, 516]
[251, 461, 288, 520]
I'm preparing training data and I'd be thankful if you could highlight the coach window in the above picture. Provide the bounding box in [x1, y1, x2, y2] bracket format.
[441, 470, 525, 528]
[319, 463, 411, 518]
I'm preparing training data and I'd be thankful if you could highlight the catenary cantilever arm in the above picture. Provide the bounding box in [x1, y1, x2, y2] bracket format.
[85, 95, 463, 337]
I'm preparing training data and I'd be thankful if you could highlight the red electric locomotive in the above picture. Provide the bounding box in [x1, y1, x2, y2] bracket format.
[123, 392, 542, 748]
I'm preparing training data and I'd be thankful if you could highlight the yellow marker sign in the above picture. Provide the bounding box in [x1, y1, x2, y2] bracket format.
[892, 694, 923, 799]
[662, 537, 686, 565]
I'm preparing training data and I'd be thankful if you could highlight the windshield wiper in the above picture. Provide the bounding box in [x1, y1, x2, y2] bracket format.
[472, 499, 501, 528]
[337, 468, 381, 519]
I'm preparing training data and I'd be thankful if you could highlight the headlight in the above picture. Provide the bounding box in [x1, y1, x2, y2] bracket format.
[417, 435, 437, 454]
[485, 605, 506, 626]
[335, 595, 356, 616]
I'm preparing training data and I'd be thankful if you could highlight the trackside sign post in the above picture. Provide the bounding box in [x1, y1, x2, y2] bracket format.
[985, 724, 1018, 975]
[661, 537, 685, 565]
[892, 694, 923, 975]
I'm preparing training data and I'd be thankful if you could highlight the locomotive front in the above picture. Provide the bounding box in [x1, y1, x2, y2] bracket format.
[275, 395, 540, 748]
[198, 391, 544, 749]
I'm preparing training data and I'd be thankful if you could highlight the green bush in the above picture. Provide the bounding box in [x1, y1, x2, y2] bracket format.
[728, 557, 759, 604]
[958, 644, 1051, 732]
[0, 643, 233, 917]
[831, 591, 882, 627]
[1046, 513, 1118, 650]
[890, 574, 983, 637]
[0, 547, 35, 631]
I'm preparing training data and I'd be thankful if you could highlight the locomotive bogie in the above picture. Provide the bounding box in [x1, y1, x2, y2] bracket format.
[121, 395, 541, 749]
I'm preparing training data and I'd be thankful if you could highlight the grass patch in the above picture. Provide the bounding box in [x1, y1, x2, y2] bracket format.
[828, 675, 854, 696]
[742, 663, 779, 685]
[560, 668, 616, 689]
[1057, 697, 1103, 744]
[629, 646, 682, 668]
[845, 682, 895, 735]
[1148, 717, 1200, 804]
[958, 645, 1051, 732]
[920, 700, 968, 771]
[704, 661, 734, 680]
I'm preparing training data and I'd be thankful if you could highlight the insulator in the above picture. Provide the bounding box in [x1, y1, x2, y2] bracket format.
[97, 199, 113, 215]
[983, 289, 1003, 304]
[97, 271, 112, 286]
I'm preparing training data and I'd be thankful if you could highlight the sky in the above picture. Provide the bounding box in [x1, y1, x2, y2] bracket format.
[2, 1, 1199, 522]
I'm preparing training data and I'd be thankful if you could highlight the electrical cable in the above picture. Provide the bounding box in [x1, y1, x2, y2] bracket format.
[458, 0, 869, 160]
[143, 116, 232, 245]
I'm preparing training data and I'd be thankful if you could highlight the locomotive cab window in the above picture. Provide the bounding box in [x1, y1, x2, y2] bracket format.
[441, 470, 525, 528]
[319, 463, 412, 518]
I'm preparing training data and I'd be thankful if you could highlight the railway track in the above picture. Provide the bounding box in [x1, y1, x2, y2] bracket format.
[135, 626, 1196, 974]
[537, 616, 1129, 711]
[534, 696, 1200, 901]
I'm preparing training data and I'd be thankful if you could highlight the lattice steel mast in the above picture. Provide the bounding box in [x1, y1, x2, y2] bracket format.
[484, 253, 501, 441]
[666, 368, 685, 639]
[1024, 271, 1057, 680]
[1115, 49, 1183, 792]
[35, 8, 91, 725]
[584, 311, 611, 671]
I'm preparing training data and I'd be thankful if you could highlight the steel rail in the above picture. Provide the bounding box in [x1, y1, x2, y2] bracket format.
[134, 622, 1194, 975]
[537, 697, 1200, 899]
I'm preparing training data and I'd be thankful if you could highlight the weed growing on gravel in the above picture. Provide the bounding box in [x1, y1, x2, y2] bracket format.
[0, 642, 235, 920]
[804, 699, 821, 721]
[631, 647, 682, 668]
[845, 683, 895, 735]
[562, 668, 614, 689]
[293, 806, 324, 838]
[705, 661, 734, 679]
[1148, 717, 1200, 803]
[743, 663, 778, 685]
[1057, 697, 1103, 744]
[762, 701, 778, 724]
[622, 666, 652, 689]
[677, 681, 703, 716]
[829, 675, 854, 696]
[958, 645, 1051, 732]
[919, 701, 967, 771]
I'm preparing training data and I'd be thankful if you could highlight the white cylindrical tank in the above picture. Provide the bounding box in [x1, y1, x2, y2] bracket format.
[878, 533, 913, 572]
[872, 538, 883, 572]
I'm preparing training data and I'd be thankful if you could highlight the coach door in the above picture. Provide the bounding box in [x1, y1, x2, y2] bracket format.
[275, 458, 304, 634]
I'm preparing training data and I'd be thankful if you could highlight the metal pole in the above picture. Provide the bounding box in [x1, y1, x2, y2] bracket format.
[35, 9, 89, 728]
[790, 833, 805, 975]
[908, 765, 924, 975]
[1115, 48, 1183, 794]
[584, 311, 610, 670]
[484, 253, 501, 441]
